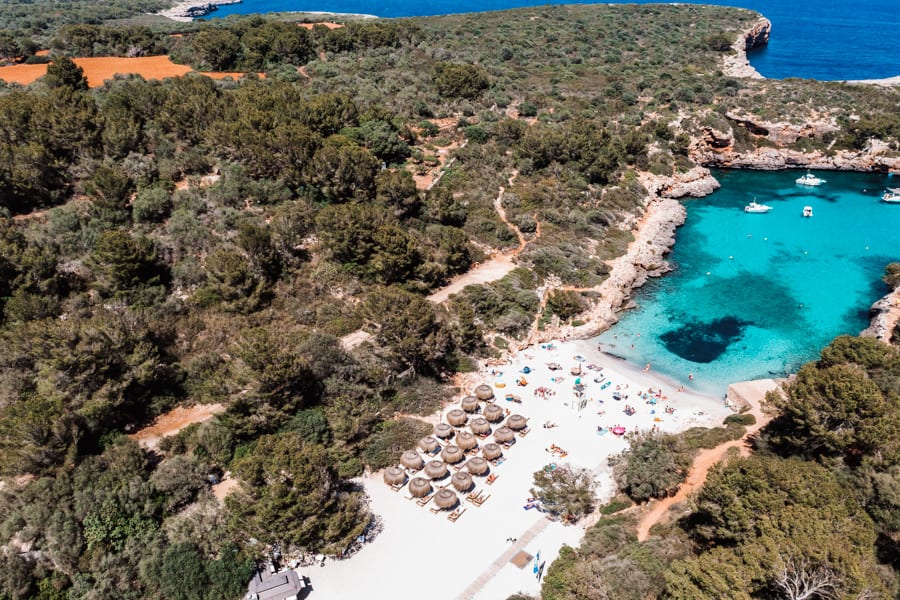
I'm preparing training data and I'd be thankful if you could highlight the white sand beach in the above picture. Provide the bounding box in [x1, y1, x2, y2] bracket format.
[302, 338, 733, 599]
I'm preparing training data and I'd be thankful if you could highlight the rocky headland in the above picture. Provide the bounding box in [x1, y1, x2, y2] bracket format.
[861, 287, 900, 344]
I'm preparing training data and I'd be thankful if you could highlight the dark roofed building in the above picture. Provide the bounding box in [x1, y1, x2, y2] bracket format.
[246, 568, 307, 600]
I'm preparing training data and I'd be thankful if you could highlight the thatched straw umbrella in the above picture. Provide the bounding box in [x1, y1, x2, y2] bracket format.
[418, 436, 439, 453]
[466, 456, 490, 476]
[461, 396, 480, 413]
[455, 431, 477, 451]
[451, 471, 473, 492]
[424, 460, 448, 479]
[441, 445, 464, 464]
[383, 466, 407, 486]
[409, 477, 432, 498]
[481, 442, 502, 461]
[434, 423, 454, 439]
[434, 489, 458, 510]
[447, 409, 468, 427]
[506, 414, 527, 431]
[483, 404, 504, 423]
[400, 450, 424, 470]
[474, 384, 495, 401]
[469, 417, 491, 435]
[493, 426, 515, 444]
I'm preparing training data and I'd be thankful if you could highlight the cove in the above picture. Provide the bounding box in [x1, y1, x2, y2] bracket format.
[210, 0, 900, 81]
[595, 169, 900, 396]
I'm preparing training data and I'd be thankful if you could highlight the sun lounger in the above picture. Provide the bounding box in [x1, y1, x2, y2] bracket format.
[447, 508, 466, 522]
[486, 474, 498, 485]
[416, 494, 434, 507]
[467, 488, 482, 501]
[471, 494, 490, 507]
[518, 426, 530, 438]
[429, 506, 441, 514]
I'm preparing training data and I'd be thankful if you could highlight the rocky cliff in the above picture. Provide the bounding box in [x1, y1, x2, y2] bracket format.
[721, 18, 769, 80]
[861, 287, 900, 343]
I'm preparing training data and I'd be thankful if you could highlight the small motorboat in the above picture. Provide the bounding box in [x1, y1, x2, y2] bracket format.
[802, 205, 813, 217]
[796, 171, 826, 186]
[882, 188, 900, 203]
[744, 201, 773, 213]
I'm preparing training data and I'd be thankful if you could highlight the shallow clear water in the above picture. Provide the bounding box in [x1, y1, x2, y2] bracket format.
[595, 170, 900, 396]
[211, 0, 900, 81]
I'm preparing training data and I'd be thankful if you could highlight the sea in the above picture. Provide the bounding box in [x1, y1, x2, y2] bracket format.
[210, 0, 900, 81]
[595, 170, 900, 396]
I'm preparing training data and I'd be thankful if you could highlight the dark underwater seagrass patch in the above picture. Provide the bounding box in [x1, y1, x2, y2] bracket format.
[660, 316, 750, 363]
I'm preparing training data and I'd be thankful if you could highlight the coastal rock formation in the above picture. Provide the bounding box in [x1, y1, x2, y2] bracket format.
[861, 287, 900, 343]
[692, 111, 900, 173]
[721, 18, 770, 80]
[643, 166, 721, 198]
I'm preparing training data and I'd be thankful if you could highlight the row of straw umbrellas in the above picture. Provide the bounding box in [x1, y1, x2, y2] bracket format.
[383, 384, 529, 510]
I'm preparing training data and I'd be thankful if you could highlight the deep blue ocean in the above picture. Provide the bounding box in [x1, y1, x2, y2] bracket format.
[211, 0, 900, 81]
[595, 170, 900, 396]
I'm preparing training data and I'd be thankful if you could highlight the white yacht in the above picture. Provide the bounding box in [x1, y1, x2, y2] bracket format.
[796, 171, 826, 186]
[882, 188, 900, 203]
[802, 206, 813, 217]
[744, 201, 773, 213]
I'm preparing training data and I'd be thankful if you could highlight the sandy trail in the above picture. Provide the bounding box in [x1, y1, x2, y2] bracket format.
[129, 403, 225, 450]
[428, 171, 538, 304]
[634, 379, 778, 541]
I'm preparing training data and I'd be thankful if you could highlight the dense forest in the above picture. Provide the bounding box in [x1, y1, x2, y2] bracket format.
[0, 2, 898, 599]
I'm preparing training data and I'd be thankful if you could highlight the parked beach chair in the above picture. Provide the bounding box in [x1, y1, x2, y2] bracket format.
[429, 506, 441, 514]
[447, 508, 466, 522]
[518, 426, 531, 438]
[472, 494, 490, 507]
[391, 480, 407, 492]
[416, 494, 434, 507]
[486, 473, 498, 485]
[466, 488, 482, 501]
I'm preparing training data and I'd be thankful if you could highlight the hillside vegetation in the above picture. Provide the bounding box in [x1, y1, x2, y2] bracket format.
[0, 5, 897, 599]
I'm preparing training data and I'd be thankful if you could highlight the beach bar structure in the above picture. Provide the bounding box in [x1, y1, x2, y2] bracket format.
[246, 567, 307, 600]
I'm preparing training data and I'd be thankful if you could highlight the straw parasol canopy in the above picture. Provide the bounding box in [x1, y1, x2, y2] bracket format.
[451, 471, 473, 492]
[434, 423, 454, 439]
[483, 404, 504, 422]
[455, 430, 477, 450]
[400, 450, 424, 470]
[446, 409, 468, 427]
[434, 489, 459, 510]
[461, 396, 480, 413]
[441, 445, 464, 464]
[493, 426, 515, 443]
[424, 460, 448, 479]
[469, 417, 491, 435]
[466, 456, 490, 476]
[383, 466, 407, 486]
[506, 414, 527, 431]
[409, 477, 432, 498]
[481, 442, 502, 460]
[418, 436, 439, 453]
[474, 384, 495, 401]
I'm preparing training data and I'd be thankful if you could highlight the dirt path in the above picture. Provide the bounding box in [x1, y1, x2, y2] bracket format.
[634, 380, 778, 541]
[429, 171, 538, 304]
[340, 330, 372, 351]
[129, 403, 225, 450]
[211, 472, 239, 503]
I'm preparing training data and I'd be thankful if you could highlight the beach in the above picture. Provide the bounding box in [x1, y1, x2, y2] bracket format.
[303, 338, 733, 599]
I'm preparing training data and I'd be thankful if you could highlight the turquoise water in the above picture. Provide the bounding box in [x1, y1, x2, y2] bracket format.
[211, 0, 900, 81]
[595, 170, 900, 396]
